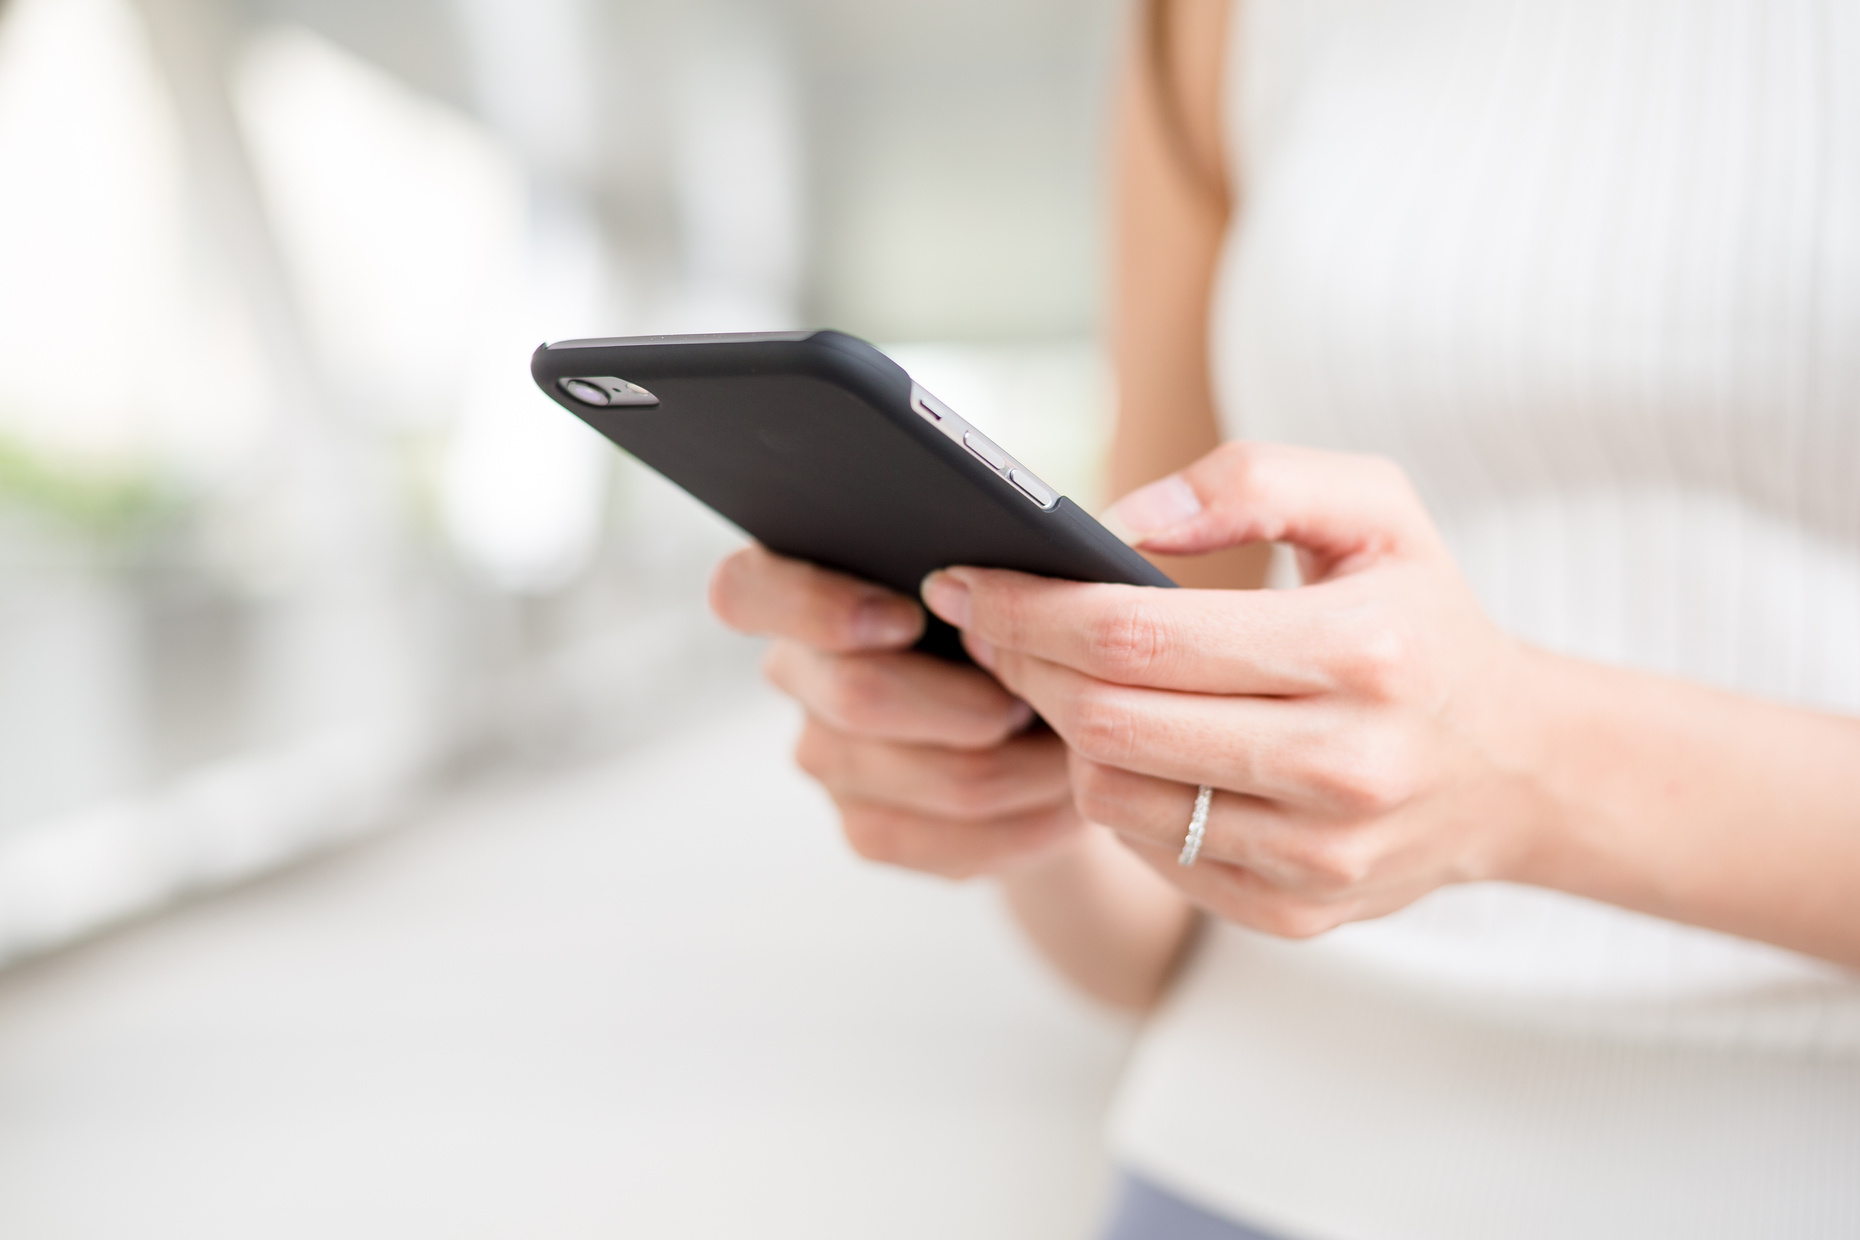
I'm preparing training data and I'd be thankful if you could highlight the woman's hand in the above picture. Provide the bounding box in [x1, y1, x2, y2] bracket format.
[712, 545, 1199, 1006]
[921, 443, 1551, 937]
[709, 545, 1084, 879]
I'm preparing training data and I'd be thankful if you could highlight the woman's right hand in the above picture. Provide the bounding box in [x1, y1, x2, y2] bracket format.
[709, 544, 1084, 879]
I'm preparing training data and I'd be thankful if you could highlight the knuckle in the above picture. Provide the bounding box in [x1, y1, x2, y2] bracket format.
[1335, 620, 1414, 699]
[1286, 831, 1377, 893]
[759, 643, 796, 693]
[984, 585, 1028, 649]
[930, 855, 986, 882]
[821, 658, 893, 732]
[937, 749, 1012, 817]
[839, 809, 901, 866]
[1385, 463, 1426, 511]
[1343, 451, 1412, 504]
[790, 723, 838, 784]
[1066, 684, 1141, 766]
[1365, 454, 1408, 489]
[971, 702, 1030, 749]
[1314, 732, 1419, 817]
[1360, 455, 1430, 533]
[1211, 440, 1262, 480]
[1250, 894, 1344, 940]
[941, 745, 1004, 785]
[1083, 596, 1169, 681]
[940, 786, 997, 822]
[1068, 759, 1126, 825]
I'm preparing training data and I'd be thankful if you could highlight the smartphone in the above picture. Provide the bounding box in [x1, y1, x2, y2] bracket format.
[530, 329, 1173, 661]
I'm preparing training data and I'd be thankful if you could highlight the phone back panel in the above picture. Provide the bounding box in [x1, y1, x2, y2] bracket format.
[531, 330, 1172, 659]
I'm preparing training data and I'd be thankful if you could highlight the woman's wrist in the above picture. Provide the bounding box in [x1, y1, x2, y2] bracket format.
[1492, 644, 1750, 906]
[995, 822, 1198, 1010]
[1478, 642, 1712, 904]
[1477, 643, 1860, 966]
[1474, 642, 1594, 890]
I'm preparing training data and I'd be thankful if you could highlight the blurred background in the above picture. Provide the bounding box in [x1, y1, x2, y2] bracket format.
[0, 0, 1133, 1235]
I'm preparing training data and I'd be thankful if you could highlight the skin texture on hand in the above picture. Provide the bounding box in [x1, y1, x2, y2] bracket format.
[923, 442, 1860, 965]
[924, 442, 1547, 938]
[709, 545, 1083, 881]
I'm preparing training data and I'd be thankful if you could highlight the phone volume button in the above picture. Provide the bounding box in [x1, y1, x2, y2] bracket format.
[1008, 469, 1057, 508]
[962, 431, 1009, 471]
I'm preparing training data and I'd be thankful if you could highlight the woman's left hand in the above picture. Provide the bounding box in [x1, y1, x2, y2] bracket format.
[921, 442, 1556, 938]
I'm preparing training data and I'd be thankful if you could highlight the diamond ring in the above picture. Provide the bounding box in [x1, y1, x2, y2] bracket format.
[1177, 785, 1214, 867]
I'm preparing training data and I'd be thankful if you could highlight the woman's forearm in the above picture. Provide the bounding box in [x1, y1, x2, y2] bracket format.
[997, 825, 1199, 1010]
[1510, 647, 1860, 967]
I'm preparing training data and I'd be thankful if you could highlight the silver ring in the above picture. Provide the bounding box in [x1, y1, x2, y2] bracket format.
[1177, 785, 1213, 867]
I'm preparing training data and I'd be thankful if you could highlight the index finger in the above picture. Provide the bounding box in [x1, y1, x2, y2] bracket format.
[922, 567, 1337, 695]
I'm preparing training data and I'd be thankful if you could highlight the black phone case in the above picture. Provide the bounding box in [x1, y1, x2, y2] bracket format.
[531, 330, 1173, 661]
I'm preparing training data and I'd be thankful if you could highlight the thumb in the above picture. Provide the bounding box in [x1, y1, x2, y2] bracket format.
[1104, 443, 1443, 576]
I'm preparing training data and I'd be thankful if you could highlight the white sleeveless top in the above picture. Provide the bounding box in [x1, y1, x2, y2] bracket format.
[1107, 2, 1860, 1236]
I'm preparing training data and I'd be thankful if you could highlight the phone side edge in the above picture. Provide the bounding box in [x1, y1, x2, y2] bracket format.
[1045, 498, 1178, 588]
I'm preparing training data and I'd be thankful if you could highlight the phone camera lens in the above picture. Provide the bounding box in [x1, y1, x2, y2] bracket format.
[560, 377, 611, 406]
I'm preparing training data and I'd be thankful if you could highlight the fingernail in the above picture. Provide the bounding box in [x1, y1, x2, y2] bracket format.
[966, 634, 997, 670]
[920, 571, 971, 628]
[1105, 475, 1203, 541]
[850, 597, 922, 647]
[1004, 698, 1034, 732]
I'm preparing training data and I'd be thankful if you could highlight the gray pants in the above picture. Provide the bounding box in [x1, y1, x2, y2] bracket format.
[1097, 1174, 1291, 1240]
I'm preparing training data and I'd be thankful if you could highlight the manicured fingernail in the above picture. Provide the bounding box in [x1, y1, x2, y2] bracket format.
[920, 571, 971, 628]
[851, 597, 922, 647]
[1105, 475, 1203, 541]
[966, 634, 997, 670]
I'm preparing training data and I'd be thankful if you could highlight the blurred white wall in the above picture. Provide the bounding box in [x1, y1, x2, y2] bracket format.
[0, 0, 1119, 960]
[0, 0, 1132, 1231]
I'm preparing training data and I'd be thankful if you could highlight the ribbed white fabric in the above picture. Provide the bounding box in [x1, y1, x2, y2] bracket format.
[1108, 2, 1860, 1236]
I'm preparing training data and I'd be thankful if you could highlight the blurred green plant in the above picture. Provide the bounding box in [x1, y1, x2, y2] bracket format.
[0, 432, 191, 547]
